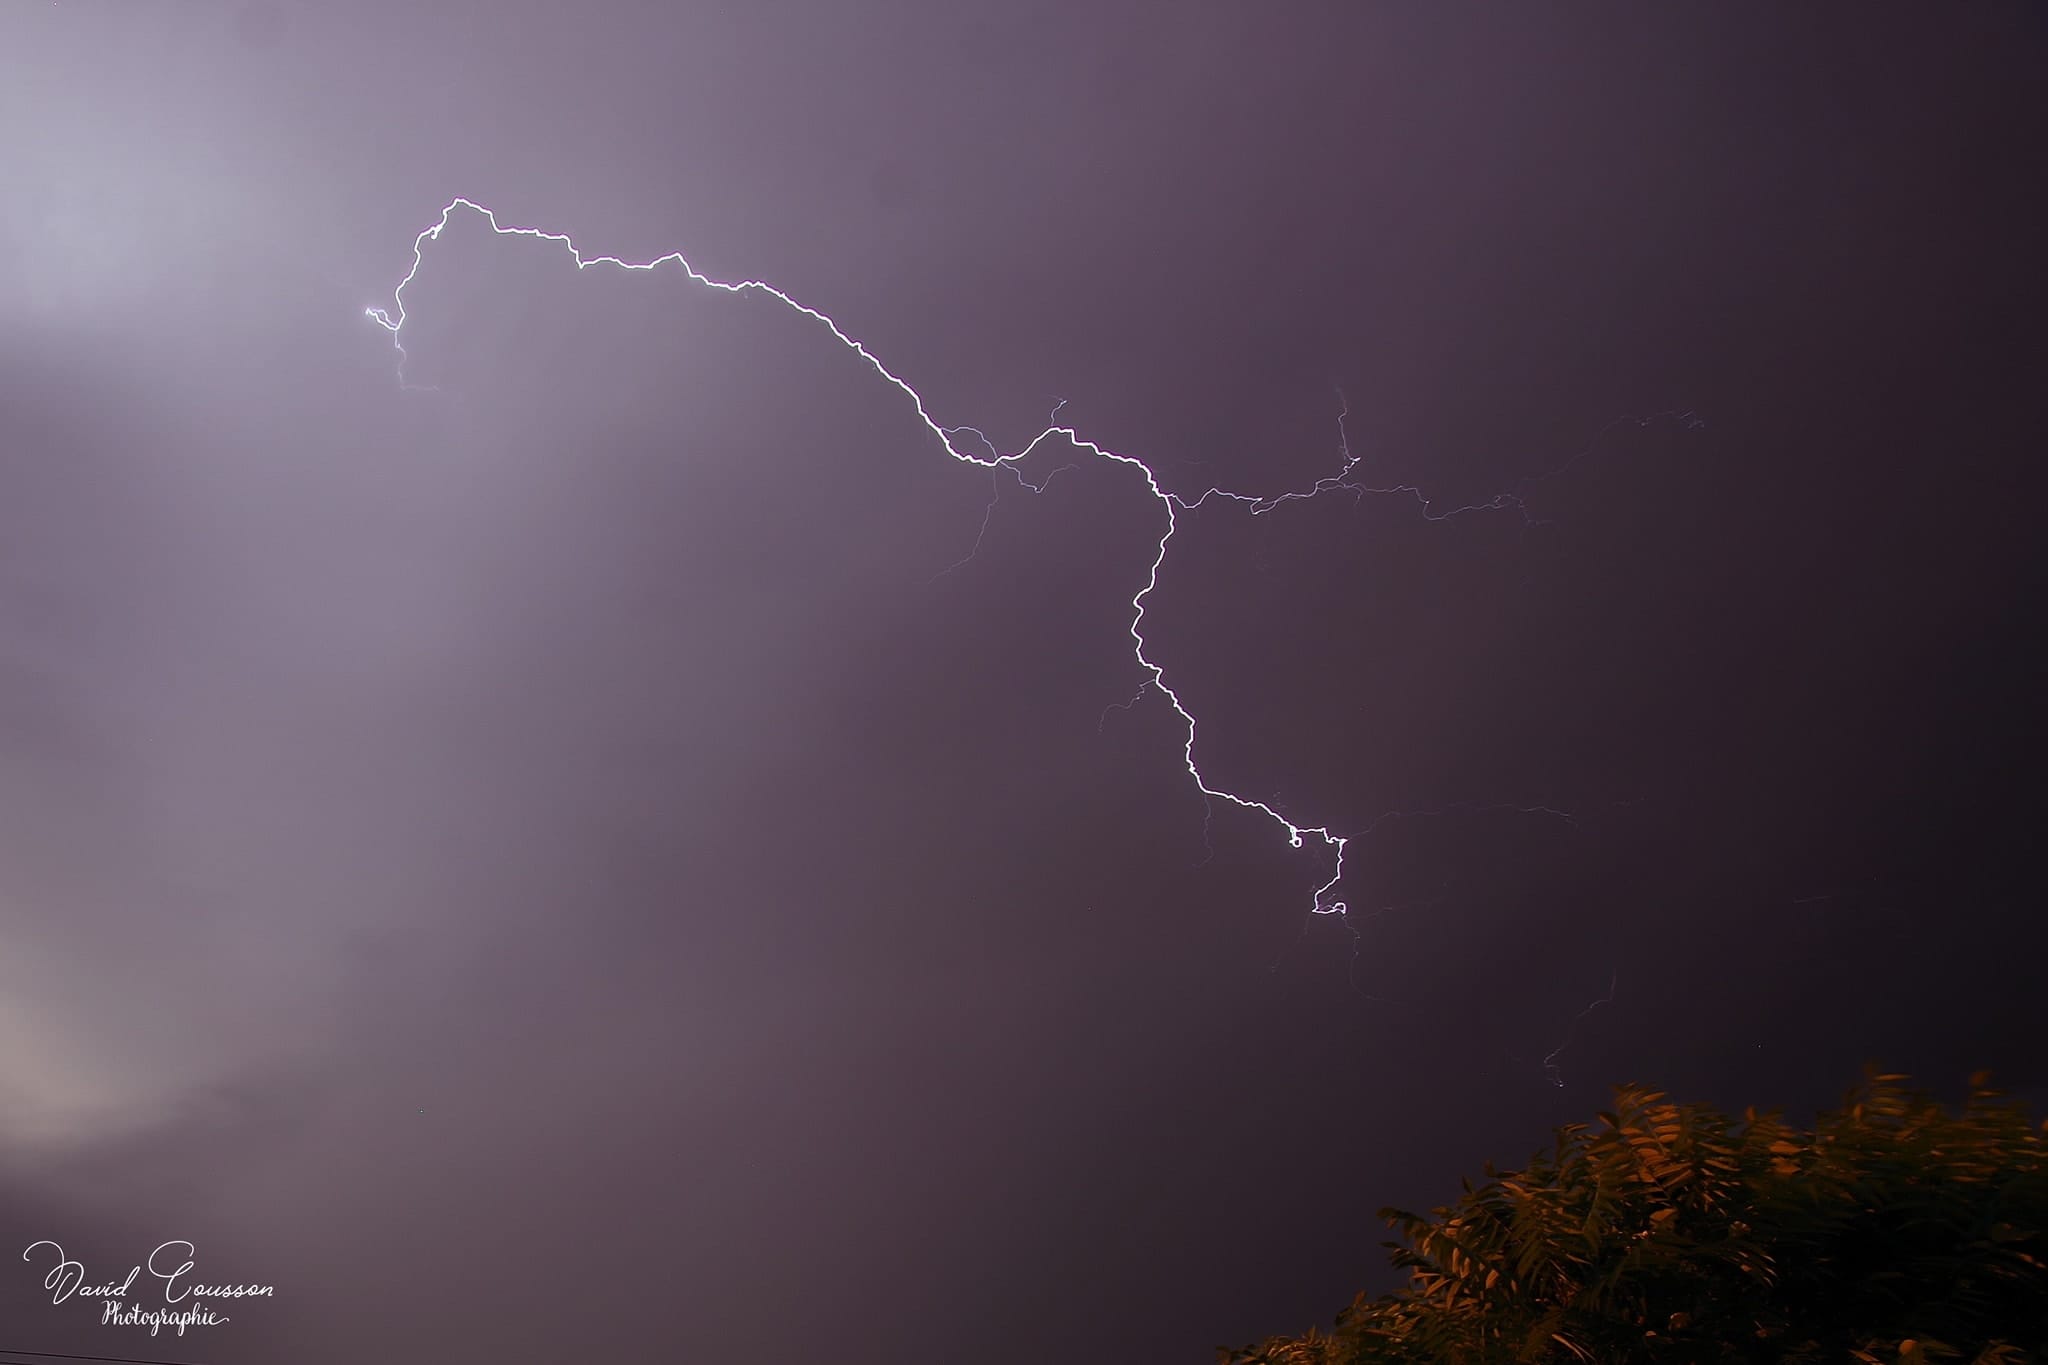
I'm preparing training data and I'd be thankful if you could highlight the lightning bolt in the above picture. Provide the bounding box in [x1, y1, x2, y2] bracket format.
[366, 198, 1695, 926]
[1542, 970, 1620, 1088]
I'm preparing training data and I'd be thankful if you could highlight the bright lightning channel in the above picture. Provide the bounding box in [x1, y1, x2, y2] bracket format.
[365, 198, 1353, 918]
[365, 199, 1690, 924]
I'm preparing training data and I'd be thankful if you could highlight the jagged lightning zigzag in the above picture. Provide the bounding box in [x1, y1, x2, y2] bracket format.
[365, 199, 1682, 922]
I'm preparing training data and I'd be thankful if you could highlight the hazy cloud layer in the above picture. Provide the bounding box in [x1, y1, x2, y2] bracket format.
[3, 4, 2042, 1362]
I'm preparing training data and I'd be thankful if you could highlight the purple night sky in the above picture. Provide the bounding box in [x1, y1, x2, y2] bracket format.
[2, 3, 2043, 1361]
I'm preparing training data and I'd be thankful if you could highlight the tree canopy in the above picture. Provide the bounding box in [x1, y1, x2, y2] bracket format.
[1225, 1070, 2047, 1365]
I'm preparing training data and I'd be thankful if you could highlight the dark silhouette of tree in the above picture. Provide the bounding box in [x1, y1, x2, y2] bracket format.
[1225, 1070, 2046, 1365]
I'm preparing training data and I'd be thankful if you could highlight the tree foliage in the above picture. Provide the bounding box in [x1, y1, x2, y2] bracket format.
[1225, 1070, 2047, 1365]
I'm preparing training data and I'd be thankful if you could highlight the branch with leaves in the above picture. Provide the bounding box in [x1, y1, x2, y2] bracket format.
[1224, 1069, 2047, 1365]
